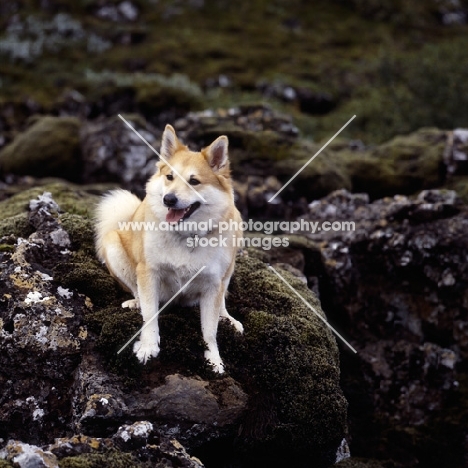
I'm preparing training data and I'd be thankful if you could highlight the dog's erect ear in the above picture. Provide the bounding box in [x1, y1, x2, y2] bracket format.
[160, 124, 179, 161]
[205, 136, 229, 172]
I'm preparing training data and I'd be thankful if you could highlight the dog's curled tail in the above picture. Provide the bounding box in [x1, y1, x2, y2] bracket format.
[95, 189, 141, 261]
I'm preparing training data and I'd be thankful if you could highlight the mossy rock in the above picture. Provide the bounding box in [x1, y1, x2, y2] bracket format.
[58, 450, 150, 468]
[334, 128, 447, 199]
[88, 254, 347, 465]
[0, 180, 347, 466]
[0, 116, 82, 181]
[0, 460, 14, 468]
[217, 255, 346, 465]
[0, 181, 100, 221]
[335, 458, 390, 468]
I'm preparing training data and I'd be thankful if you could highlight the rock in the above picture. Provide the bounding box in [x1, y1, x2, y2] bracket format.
[0, 441, 59, 468]
[345, 0, 465, 26]
[0, 117, 81, 181]
[48, 429, 204, 467]
[79, 115, 160, 195]
[294, 188, 468, 466]
[113, 421, 154, 449]
[0, 182, 347, 467]
[128, 373, 247, 426]
[0, 191, 89, 444]
[95, 1, 139, 23]
[444, 128, 468, 176]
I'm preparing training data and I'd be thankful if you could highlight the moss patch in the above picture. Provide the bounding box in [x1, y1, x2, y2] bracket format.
[59, 450, 151, 468]
[0, 181, 100, 220]
[0, 213, 33, 239]
[335, 458, 391, 468]
[0, 117, 82, 181]
[332, 128, 447, 199]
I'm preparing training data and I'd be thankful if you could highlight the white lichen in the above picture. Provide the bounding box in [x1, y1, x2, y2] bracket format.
[57, 286, 73, 299]
[25, 291, 50, 304]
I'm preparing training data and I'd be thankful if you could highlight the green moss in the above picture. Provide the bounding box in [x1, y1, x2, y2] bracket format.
[93, 307, 143, 376]
[217, 255, 346, 462]
[0, 460, 14, 468]
[0, 181, 100, 221]
[0, 213, 33, 239]
[443, 176, 468, 203]
[54, 252, 122, 307]
[59, 450, 151, 468]
[59, 213, 96, 258]
[84, 71, 204, 116]
[332, 128, 446, 198]
[0, 117, 82, 181]
[335, 458, 389, 468]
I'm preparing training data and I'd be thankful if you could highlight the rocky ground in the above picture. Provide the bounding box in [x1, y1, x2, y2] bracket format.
[1, 1, 468, 467]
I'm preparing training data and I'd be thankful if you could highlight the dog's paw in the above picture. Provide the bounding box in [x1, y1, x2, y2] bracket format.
[122, 299, 140, 309]
[231, 318, 244, 334]
[133, 340, 159, 364]
[221, 316, 244, 334]
[205, 350, 225, 374]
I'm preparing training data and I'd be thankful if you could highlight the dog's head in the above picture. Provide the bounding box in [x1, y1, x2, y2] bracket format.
[147, 124, 234, 226]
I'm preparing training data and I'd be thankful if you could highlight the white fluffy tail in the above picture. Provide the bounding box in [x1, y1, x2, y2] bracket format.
[95, 190, 141, 261]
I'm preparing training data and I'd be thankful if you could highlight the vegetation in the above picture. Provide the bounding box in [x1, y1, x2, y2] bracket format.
[0, 0, 467, 143]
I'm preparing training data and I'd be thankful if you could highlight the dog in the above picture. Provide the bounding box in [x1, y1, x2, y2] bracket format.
[95, 124, 243, 373]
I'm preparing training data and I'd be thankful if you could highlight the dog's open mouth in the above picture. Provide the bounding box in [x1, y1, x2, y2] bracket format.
[166, 202, 201, 223]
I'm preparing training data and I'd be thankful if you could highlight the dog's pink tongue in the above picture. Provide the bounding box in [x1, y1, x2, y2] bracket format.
[166, 208, 185, 223]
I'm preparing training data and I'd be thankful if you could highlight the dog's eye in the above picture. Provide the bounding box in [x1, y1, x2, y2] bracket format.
[189, 178, 200, 186]
[166, 174, 174, 181]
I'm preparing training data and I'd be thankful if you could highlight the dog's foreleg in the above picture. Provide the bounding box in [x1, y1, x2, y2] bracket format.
[133, 263, 160, 364]
[200, 284, 225, 373]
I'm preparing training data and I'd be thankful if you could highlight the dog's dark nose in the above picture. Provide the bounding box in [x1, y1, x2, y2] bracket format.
[163, 193, 178, 207]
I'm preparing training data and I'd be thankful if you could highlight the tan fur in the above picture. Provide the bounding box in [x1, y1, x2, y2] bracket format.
[95, 125, 243, 373]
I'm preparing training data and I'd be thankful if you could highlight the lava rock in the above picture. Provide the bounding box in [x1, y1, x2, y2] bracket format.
[0, 182, 348, 468]
[298, 188, 468, 466]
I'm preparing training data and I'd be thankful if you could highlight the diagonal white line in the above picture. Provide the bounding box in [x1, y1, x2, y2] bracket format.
[117, 266, 207, 355]
[118, 114, 207, 203]
[268, 265, 357, 353]
[268, 115, 356, 203]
